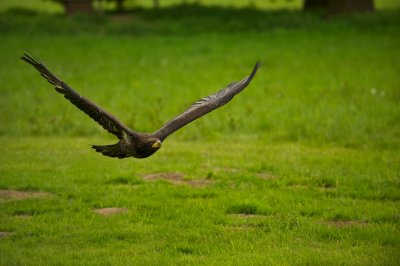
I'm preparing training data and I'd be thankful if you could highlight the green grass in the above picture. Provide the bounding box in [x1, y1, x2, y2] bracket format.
[0, 3, 399, 265]
[0, 138, 399, 265]
[1, 9, 399, 149]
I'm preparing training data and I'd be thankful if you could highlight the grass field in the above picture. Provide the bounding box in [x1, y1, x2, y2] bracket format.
[0, 2, 399, 265]
[0, 138, 399, 264]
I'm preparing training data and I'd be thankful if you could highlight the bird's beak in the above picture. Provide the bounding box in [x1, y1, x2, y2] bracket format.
[152, 140, 162, 149]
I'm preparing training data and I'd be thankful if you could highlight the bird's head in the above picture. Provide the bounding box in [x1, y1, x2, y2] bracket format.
[149, 138, 162, 150]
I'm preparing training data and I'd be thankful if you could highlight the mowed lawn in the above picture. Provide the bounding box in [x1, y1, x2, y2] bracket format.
[0, 3, 400, 265]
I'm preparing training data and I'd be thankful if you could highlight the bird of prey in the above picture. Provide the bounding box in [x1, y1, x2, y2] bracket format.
[21, 53, 259, 159]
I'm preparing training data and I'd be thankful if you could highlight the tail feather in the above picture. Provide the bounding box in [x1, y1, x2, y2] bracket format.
[92, 143, 127, 159]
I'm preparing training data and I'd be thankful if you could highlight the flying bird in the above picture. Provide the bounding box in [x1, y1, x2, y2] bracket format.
[21, 53, 259, 159]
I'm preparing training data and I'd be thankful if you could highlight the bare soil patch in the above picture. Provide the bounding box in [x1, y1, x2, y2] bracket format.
[257, 172, 280, 180]
[230, 213, 266, 219]
[0, 189, 51, 201]
[142, 172, 184, 184]
[323, 220, 368, 227]
[142, 173, 213, 187]
[93, 207, 128, 216]
[233, 214, 259, 218]
[0, 232, 12, 238]
[15, 213, 32, 219]
[319, 186, 337, 191]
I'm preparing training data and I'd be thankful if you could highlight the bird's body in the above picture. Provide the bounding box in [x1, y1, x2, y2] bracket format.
[93, 132, 161, 159]
[21, 53, 259, 159]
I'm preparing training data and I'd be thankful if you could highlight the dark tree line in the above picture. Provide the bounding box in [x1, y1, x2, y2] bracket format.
[304, 0, 374, 13]
[56, 0, 375, 15]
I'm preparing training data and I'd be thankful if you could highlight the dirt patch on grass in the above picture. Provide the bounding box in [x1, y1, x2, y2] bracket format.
[15, 213, 32, 219]
[143, 172, 184, 184]
[323, 220, 368, 227]
[231, 213, 261, 218]
[319, 186, 337, 191]
[0, 232, 12, 238]
[93, 208, 128, 216]
[142, 173, 213, 187]
[0, 189, 51, 201]
[257, 172, 279, 180]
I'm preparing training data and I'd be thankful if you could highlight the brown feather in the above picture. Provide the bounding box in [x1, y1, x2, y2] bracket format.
[21, 53, 136, 140]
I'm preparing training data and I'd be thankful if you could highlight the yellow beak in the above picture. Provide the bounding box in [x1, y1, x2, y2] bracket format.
[152, 140, 162, 149]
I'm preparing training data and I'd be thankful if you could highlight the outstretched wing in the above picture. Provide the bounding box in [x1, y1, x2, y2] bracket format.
[153, 62, 260, 141]
[21, 53, 137, 139]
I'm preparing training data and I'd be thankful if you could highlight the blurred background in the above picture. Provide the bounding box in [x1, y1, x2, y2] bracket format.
[0, 0, 399, 149]
[1, 0, 400, 13]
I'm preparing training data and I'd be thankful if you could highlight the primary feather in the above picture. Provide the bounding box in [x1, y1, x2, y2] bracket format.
[153, 62, 260, 141]
[20, 53, 135, 140]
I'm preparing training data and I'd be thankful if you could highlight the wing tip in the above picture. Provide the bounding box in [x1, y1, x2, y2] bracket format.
[243, 61, 261, 86]
[250, 61, 261, 78]
[20, 51, 43, 68]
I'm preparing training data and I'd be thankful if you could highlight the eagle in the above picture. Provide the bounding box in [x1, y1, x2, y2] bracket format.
[21, 53, 259, 159]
